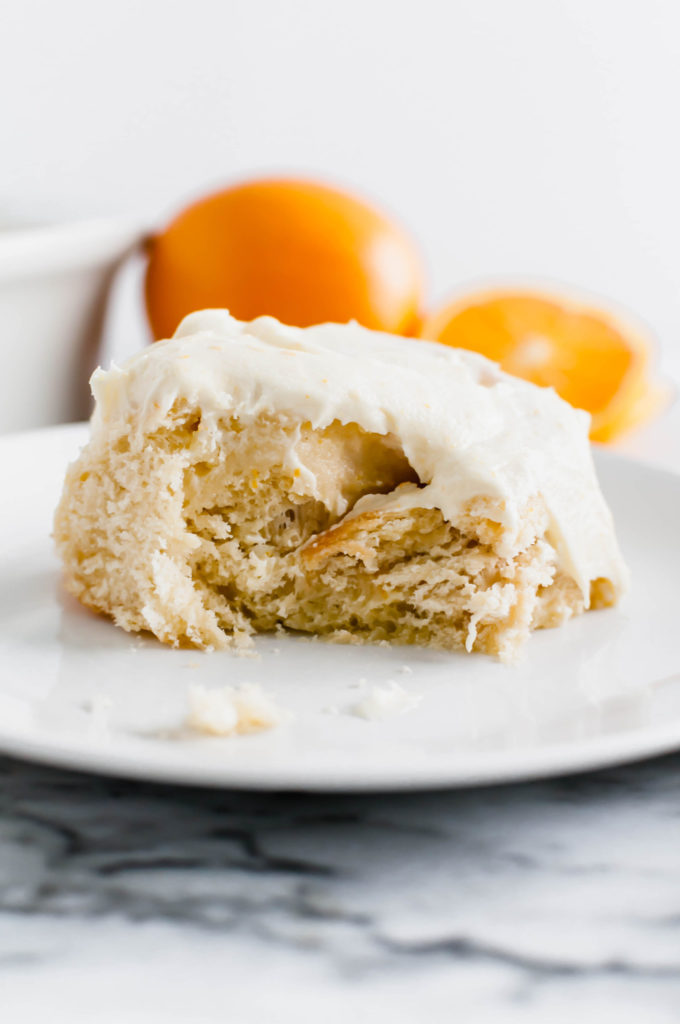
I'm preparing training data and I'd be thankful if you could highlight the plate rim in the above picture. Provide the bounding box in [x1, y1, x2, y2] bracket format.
[1, 714, 680, 791]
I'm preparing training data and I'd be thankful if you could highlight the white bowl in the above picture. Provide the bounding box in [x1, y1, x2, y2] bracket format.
[0, 218, 143, 433]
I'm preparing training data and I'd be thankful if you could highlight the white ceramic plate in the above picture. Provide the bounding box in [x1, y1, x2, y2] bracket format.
[1, 423, 679, 791]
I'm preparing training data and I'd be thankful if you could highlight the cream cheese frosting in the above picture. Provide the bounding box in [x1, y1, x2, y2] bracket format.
[90, 309, 628, 601]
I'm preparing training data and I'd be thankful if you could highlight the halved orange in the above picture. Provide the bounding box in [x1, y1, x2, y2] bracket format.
[420, 290, 664, 442]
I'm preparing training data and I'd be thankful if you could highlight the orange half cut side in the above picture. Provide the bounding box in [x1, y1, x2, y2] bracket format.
[420, 291, 663, 442]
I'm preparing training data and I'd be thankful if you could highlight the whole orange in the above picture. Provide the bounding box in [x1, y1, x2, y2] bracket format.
[144, 178, 425, 340]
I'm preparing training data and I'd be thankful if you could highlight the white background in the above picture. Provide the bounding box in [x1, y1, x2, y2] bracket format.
[2, 0, 680, 375]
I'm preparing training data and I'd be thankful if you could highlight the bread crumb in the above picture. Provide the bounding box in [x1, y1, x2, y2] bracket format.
[187, 683, 286, 737]
[350, 681, 422, 721]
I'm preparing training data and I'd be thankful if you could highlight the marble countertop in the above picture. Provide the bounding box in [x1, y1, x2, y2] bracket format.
[2, 753, 680, 1023]
[3, 372, 680, 1024]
